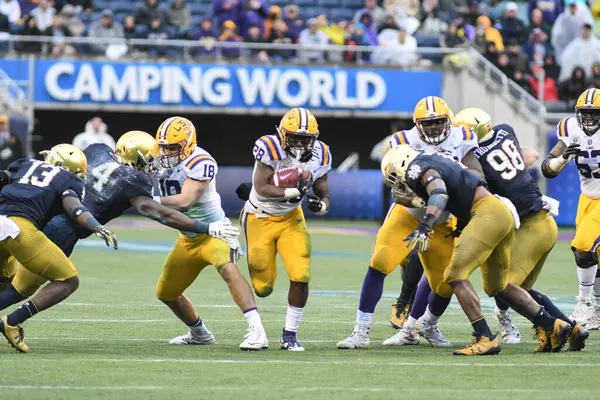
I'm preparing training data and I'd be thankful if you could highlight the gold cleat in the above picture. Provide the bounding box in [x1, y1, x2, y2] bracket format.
[534, 325, 551, 352]
[453, 334, 501, 356]
[568, 323, 589, 352]
[390, 299, 411, 330]
[548, 319, 572, 353]
[0, 316, 28, 353]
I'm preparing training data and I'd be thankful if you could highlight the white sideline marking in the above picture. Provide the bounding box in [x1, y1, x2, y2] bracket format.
[0, 385, 164, 391]
[27, 337, 338, 344]
[61, 302, 358, 309]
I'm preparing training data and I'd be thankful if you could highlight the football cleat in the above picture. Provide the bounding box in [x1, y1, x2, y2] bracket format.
[240, 324, 269, 351]
[169, 325, 216, 345]
[492, 308, 521, 344]
[534, 325, 551, 353]
[583, 307, 600, 330]
[336, 325, 370, 349]
[568, 323, 589, 352]
[281, 329, 304, 351]
[548, 319, 572, 352]
[416, 317, 452, 347]
[383, 325, 420, 346]
[390, 298, 411, 330]
[569, 296, 594, 324]
[0, 316, 28, 353]
[453, 334, 501, 356]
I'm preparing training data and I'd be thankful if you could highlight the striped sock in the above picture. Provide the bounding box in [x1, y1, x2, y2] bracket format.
[7, 300, 39, 326]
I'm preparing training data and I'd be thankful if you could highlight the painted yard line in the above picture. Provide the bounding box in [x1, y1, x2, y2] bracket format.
[59, 302, 359, 309]
[26, 337, 339, 343]
[0, 385, 164, 391]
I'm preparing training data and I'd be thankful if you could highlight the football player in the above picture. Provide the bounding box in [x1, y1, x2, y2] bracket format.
[154, 117, 268, 350]
[338, 96, 482, 349]
[542, 88, 600, 327]
[387, 144, 572, 355]
[0, 144, 117, 352]
[0, 132, 247, 342]
[240, 107, 331, 351]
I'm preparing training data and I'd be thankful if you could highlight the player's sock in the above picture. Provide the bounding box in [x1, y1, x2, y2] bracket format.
[243, 307, 263, 328]
[577, 266, 596, 299]
[529, 289, 574, 326]
[593, 271, 600, 305]
[358, 267, 386, 314]
[422, 306, 439, 326]
[188, 316, 203, 330]
[493, 296, 510, 313]
[409, 278, 432, 320]
[428, 292, 451, 318]
[356, 309, 373, 327]
[404, 315, 418, 331]
[0, 285, 26, 312]
[532, 306, 556, 330]
[471, 317, 493, 338]
[6, 300, 38, 326]
[284, 305, 304, 333]
[399, 251, 425, 304]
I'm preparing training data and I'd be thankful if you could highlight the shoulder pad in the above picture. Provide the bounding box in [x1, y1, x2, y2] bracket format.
[185, 152, 216, 171]
[255, 135, 285, 162]
[557, 117, 573, 139]
[460, 126, 476, 142]
[390, 131, 410, 147]
[185, 153, 218, 180]
[317, 141, 332, 167]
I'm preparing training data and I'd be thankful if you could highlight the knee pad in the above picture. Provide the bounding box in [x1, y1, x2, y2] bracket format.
[572, 248, 598, 269]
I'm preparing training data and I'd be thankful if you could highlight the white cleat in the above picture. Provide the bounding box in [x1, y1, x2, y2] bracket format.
[492, 309, 521, 344]
[240, 324, 269, 351]
[569, 296, 595, 325]
[169, 325, 216, 345]
[584, 307, 600, 330]
[383, 326, 420, 346]
[336, 325, 370, 349]
[416, 317, 452, 347]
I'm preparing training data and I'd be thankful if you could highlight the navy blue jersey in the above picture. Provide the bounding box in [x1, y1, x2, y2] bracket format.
[473, 124, 543, 218]
[0, 159, 85, 229]
[405, 153, 486, 220]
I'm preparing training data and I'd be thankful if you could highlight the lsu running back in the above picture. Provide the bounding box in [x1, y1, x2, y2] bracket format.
[542, 88, 600, 327]
[241, 107, 332, 351]
[155, 117, 268, 351]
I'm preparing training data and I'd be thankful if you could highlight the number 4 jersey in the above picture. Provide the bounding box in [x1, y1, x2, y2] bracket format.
[474, 123, 543, 218]
[557, 116, 600, 199]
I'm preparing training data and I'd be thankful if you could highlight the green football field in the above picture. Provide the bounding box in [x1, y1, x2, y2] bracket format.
[0, 217, 597, 399]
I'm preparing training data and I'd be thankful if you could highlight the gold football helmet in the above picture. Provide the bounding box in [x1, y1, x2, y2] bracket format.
[413, 96, 453, 144]
[116, 130, 159, 174]
[453, 108, 493, 141]
[155, 116, 197, 168]
[276, 107, 319, 162]
[40, 144, 88, 179]
[575, 88, 600, 135]
[380, 144, 420, 196]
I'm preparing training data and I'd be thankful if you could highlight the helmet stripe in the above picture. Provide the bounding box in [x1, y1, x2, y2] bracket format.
[160, 116, 178, 140]
[589, 88, 597, 105]
[426, 96, 435, 114]
[298, 108, 308, 131]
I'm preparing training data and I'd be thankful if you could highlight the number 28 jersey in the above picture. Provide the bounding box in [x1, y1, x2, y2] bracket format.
[474, 124, 543, 218]
[557, 116, 600, 199]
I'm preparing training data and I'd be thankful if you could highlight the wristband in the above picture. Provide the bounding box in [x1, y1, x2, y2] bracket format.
[153, 195, 162, 204]
[194, 220, 210, 234]
[283, 188, 302, 199]
[70, 206, 89, 220]
[420, 213, 436, 230]
[547, 156, 569, 173]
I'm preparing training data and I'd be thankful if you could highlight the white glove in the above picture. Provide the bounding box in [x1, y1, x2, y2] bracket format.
[208, 219, 240, 243]
[542, 195, 560, 217]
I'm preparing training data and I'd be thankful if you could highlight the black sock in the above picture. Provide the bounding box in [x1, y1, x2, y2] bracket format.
[471, 317, 493, 337]
[532, 306, 556, 331]
[529, 289, 574, 326]
[494, 296, 510, 311]
[398, 251, 424, 304]
[7, 300, 39, 326]
[0, 285, 26, 312]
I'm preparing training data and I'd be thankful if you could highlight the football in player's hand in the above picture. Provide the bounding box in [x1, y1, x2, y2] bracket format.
[270, 167, 311, 189]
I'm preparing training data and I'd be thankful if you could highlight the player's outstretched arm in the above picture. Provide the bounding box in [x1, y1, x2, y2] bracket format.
[253, 161, 303, 200]
[131, 196, 209, 233]
[307, 173, 330, 216]
[461, 150, 485, 180]
[158, 178, 208, 212]
[62, 194, 118, 250]
[541, 140, 578, 178]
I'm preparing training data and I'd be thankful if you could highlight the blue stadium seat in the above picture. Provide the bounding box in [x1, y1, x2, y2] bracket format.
[270, 0, 288, 6]
[318, 0, 338, 7]
[342, 0, 363, 8]
[94, 0, 112, 11]
[294, 0, 317, 6]
[187, 3, 210, 15]
[190, 15, 204, 27]
[415, 35, 440, 47]
[301, 6, 327, 18]
[328, 8, 354, 21]
[112, 2, 135, 13]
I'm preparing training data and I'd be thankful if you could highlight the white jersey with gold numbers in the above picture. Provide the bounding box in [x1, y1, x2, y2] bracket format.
[245, 134, 332, 217]
[557, 116, 600, 199]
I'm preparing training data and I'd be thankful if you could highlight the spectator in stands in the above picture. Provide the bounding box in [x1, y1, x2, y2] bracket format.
[559, 23, 600, 81]
[438, 0, 468, 20]
[218, 19, 243, 59]
[513, 70, 534, 95]
[135, 0, 166, 26]
[283, 5, 303, 41]
[318, 15, 347, 45]
[343, 22, 361, 62]
[246, 22, 268, 60]
[60, 5, 84, 37]
[0, 9, 8, 32]
[66, 0, 93, 13]
[19, 15, 44, 52]
[0, 0, 21, 24]
[528, 0, 561, 25]
[193, 17, 217, 56]
[484, 40, 499, 65]
[145, 15, 170, 56]
[355, 11, 378, 46]
[417, 0, 448, 37]
[522, 28, 551, 68]
[72, 117, 115, 151]
[543, 53, 560, 82]
[589, 62, 600, 88]
[268, 18, 295, 60]
[441, 22, 467, 48]
[552, 0, 595, 59]
[497, 52, 515, 77]
[0, 115, 23, 170]
[498, 2, 526, 44]
[30, 0, 55, 31]
[529, 65, 559, 100]
[559, 66, 587, 101]
[168, 0, 190, 30]
[527, 9, 552, 40]
[213, 0, 241, 28]
[377, 13, 398, 33]
[455, 15, 474, 41]
[123, 15, 137, 39]
[299, 18, 329, 63]
[506, 39, 530, 73]
[383, 0, 420, 22]
[47, 14, 76, 55]
[373, 25, 418, 65]
[88, 9, 125, 54]
[354, 0, 385, 30]
[476, 15, 504, 51]
[263, 6, 283, 40]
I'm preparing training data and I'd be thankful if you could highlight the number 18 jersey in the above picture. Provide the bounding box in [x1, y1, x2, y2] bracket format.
[557, 116, 600, 199]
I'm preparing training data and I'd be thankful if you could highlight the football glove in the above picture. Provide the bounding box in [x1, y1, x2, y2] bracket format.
[95, 225, 118, 250]
[208, 219, 240, 244]
[562, 142, 580, 161]
[297, 171, 313, 196]
[307, 194, 328, 216]
[403, 215, 435, 253]
[236, 182, 252, 201]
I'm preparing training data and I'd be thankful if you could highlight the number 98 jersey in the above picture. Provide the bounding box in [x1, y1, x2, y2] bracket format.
[474, 124, 543, 218]
[557, 116, 600, 199]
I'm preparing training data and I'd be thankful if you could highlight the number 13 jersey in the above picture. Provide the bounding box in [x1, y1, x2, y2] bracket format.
[557, 116, 600, 199]
[474, 123, 543, 218]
